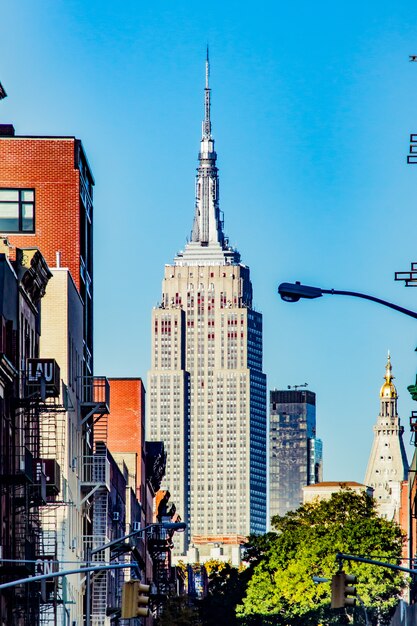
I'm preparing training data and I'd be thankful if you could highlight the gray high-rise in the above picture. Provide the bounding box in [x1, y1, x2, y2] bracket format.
[147, 54, 267, 554]
[269, 389, 323, 520]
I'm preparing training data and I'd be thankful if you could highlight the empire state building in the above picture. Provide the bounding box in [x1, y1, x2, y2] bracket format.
[147, 55, 267, 555]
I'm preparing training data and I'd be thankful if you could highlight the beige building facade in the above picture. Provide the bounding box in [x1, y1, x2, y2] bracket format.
[40, 267, 85, 624]
[303, 481, 373, 504]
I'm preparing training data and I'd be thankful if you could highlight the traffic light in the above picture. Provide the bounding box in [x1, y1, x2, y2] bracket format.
[137, 582, 151, 618]
[331, 570, 357, 608]
[121, 580, 151, 618]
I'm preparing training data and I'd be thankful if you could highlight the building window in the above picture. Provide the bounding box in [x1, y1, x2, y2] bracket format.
[0, 189, 35, 232]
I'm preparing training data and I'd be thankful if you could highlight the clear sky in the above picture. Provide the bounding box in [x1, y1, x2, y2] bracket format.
[2, 0, 417, 483]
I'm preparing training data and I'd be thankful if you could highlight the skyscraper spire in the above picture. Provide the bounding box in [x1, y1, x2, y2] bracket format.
[380, 351, 397, 399]
[203, 46, 211, 139]
[175, 51, 240, 266]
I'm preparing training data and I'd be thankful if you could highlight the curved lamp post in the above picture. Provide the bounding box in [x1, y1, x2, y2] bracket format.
[278, 281, 417, 321]
[86, 521, 186, 626]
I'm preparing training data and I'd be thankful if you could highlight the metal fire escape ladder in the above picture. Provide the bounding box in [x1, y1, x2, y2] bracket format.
[81, 445, 111, 626]
[38, 404, 67, 626]
[148, 525, 176, 618]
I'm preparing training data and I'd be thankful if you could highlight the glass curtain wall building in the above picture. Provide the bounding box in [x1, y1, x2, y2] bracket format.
[269, 389, 322, 520]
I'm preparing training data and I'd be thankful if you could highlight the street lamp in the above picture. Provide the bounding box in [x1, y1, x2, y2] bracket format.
[85, 522, 186, 626]
[278, 281, 417, 320]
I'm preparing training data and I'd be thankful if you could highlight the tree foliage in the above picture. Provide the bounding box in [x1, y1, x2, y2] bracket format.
[237, 489, 406, 625]
[155, 596, 201, 626]
[199, 559, 249, 626]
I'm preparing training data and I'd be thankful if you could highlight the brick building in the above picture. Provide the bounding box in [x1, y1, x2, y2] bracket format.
[107, 379, 146, 502]
[0, 245, 53, 625]
[0, 125, 94, 374]
[0, 124, 107, 625]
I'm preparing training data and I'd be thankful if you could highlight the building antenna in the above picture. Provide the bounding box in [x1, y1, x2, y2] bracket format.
[203, 45, 211, 139]
[287, 383, 308, 390]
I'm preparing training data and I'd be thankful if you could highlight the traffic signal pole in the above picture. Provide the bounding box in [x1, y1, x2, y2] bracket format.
[0, 562, 137, 592]
[337, 552, 417, 576]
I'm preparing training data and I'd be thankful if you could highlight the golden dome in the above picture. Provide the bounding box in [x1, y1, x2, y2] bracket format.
[379, 352, 397, 399]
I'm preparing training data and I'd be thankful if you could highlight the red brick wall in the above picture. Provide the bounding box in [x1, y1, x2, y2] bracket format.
[0, 137, 81, 289]
[399, 479, 409, 564]
[107, 378, 146, 501]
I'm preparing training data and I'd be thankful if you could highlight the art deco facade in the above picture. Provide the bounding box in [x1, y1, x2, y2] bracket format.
[148, 57, 267, 553]
[364, 354, 409, 521]
[269, 389, 323, 520]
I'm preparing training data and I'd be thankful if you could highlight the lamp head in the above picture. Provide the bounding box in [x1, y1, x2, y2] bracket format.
[278, 282, 324, 302]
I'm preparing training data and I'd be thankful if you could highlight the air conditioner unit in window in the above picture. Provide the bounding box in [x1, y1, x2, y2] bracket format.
[113, 511, 120, 522]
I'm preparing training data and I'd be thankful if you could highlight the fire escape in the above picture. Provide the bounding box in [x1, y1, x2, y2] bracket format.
[80, 376, 112, 626]
[37, 394, 68, 626]
[148, 491, 181, 618]
[1, 359, 66, 626]
[148, 524, 176, 617]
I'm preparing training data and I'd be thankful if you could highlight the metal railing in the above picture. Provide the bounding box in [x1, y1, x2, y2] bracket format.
[81, 455, 111, 491]
[81, 376, 110, 409]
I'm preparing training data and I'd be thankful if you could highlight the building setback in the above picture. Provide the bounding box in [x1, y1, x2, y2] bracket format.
[269, 389, 323, 520]
[364, 354, 409, 521]
[147, 54, 267, 554]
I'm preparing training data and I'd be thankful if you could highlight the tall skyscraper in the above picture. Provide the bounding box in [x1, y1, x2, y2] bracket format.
[269, 389, 323, 520]
[148, 54, 267, 554]
[364, 354, 409, 521]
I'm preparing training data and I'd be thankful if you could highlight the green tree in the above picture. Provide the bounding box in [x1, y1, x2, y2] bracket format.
[237, 489, 406, 625]
[155, 596, 201, 626]
[199, 559, 249, 626]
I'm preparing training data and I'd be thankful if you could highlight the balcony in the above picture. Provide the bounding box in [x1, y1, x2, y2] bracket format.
[80, 455, 111, 504]
[81, 455, 111, 489]
[83, 534, 110, 563]
[0, 446, 34, 484]
[80, 376, 110, 425]
[0, 540, 36, 576]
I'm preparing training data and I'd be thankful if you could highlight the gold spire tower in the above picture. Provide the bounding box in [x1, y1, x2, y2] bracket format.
[364, 353, 408, 520]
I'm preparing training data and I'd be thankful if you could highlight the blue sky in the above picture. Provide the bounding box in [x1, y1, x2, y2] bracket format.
[2, 0, 417, 482]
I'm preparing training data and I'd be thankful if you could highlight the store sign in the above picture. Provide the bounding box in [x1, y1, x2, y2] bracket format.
[27, 358, 60, 397]
[34, 458, 61, 495]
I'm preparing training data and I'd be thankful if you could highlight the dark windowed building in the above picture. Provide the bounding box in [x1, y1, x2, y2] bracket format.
[269, 389, 323, 520]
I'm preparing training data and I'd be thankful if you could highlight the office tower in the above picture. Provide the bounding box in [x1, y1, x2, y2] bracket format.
[148, 55, 267, 554]
[269, 389, 323, 519]
[364, 354, 409, 521]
